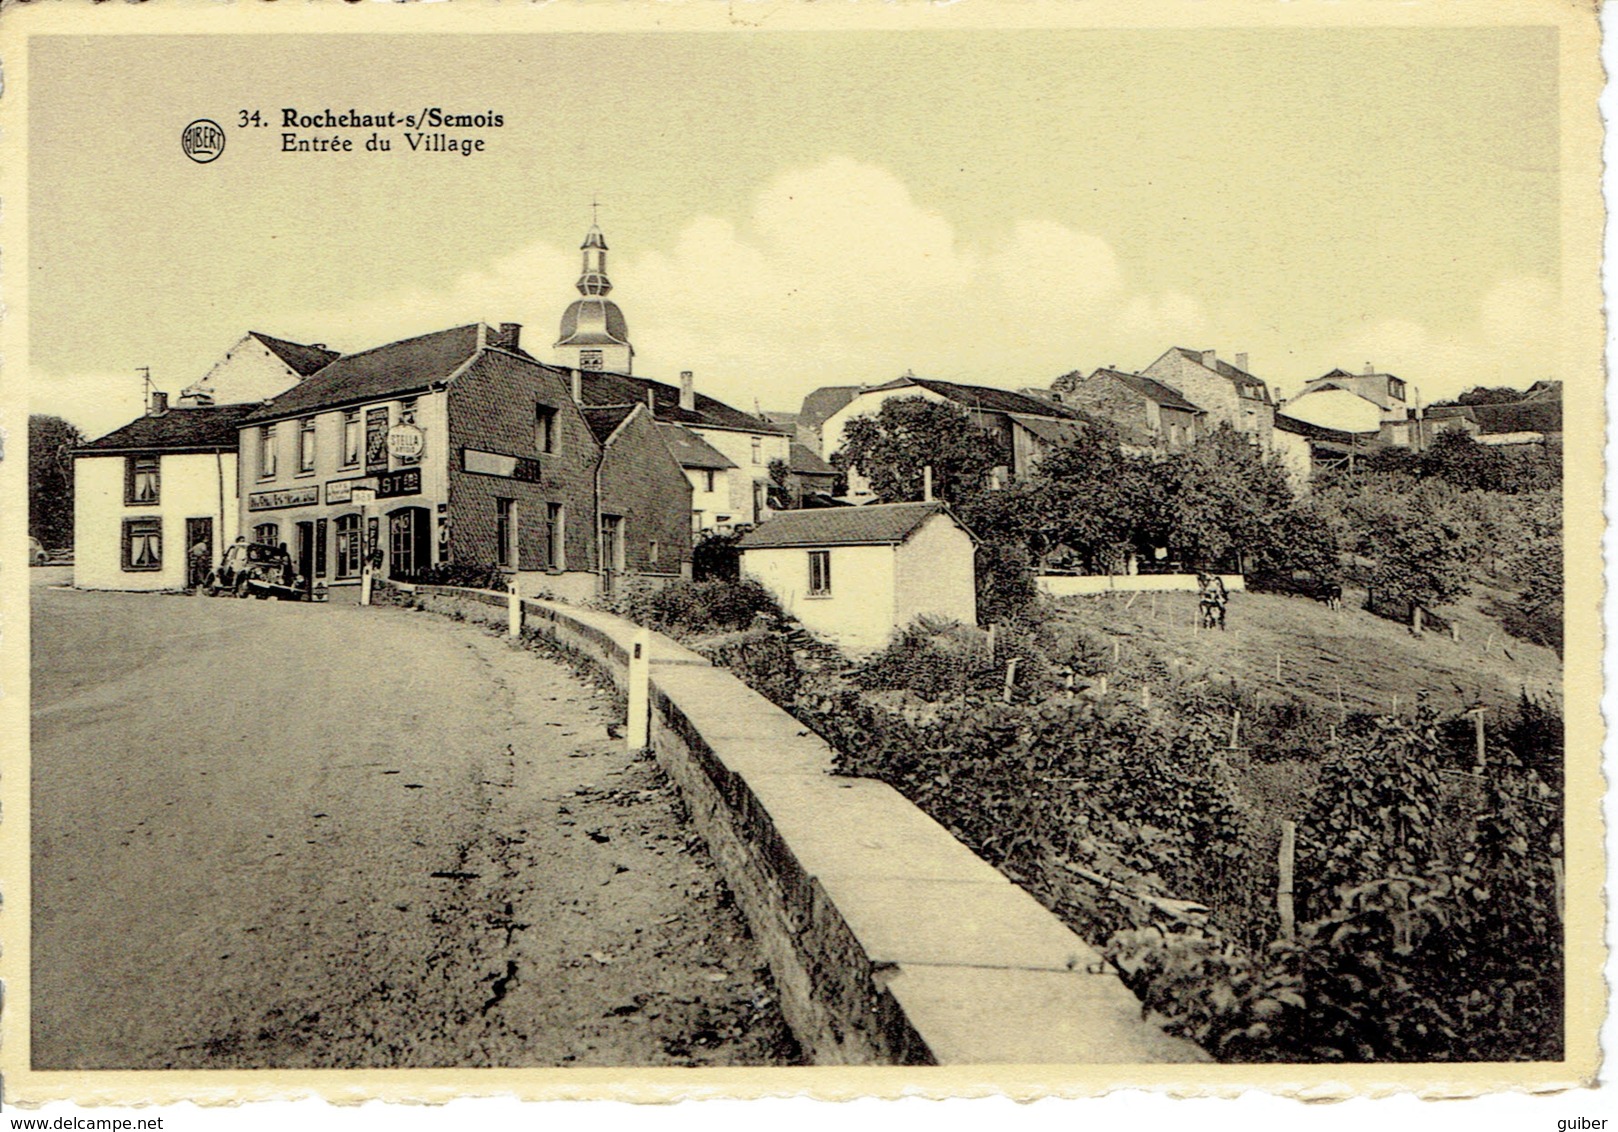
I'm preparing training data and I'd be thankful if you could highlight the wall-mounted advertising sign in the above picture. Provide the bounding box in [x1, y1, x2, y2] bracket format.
[462, 447, 544, 484]
[388, 422, 425, 463]
[376, 469, 422, 499]
[324, 478, 377, 506]
[365, 407, 389, 475]
[248, 485, 320, 512]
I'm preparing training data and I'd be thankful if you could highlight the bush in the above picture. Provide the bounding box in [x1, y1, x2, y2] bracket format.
[692, 529, 745, 582]
[410, 562, 509, 590]
[604, 577, 782, 638]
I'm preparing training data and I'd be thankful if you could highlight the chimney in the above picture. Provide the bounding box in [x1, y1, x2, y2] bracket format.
[680, 371, 695, 412]
[1235, 352, 1249, 374]
[495, 322, 521, 350]
[571, 370, 583, 403]
[1200, 349, 1217, 369]
[148, 391, 169, 416]
[178, 387, 214, 408]
[923, 465, 934, 502]
[1364, 361, 1375, 376]
[646, 388, 657, 416]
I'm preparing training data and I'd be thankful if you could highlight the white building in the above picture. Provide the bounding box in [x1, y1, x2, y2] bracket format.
[737, 501, 977, 653]
[181, 331, 339, 407]
[72, 398, 256, 591]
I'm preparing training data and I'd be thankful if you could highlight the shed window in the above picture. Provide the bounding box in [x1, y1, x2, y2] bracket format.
[122, 518, 162, 571]
[808, 550, 831, 596]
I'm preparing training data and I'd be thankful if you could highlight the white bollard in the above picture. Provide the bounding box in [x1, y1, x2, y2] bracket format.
[360, 564, 373, 608]
[626, 627, 651, 751]
[508, 581, 522, 638]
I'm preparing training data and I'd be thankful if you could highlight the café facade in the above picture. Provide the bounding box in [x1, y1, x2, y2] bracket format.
[237, 321, 693, 601]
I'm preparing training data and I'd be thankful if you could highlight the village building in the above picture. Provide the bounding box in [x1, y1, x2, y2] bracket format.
[818, 374, 1085, 500]
[656, 422, 740, 534]
[792, 386, 864, 456]
[237, 321, 691, 602]
[1049, 366, 1205, 450]
[1139, 348, 1275, 450]
[72, 397, 258, 591]
[1282, 365, 1425, 447]
[737, 501, 977, 652]
[180, 331, 339, 407]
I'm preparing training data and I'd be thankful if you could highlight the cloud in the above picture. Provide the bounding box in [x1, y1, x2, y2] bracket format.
[1317, 276, 1559, 403]
[32, 159, 1558, 434]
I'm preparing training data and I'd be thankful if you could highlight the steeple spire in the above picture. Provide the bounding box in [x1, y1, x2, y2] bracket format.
[577, 206, 611, 296]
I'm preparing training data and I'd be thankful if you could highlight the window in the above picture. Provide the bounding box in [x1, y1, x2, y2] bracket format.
[125, 455, 159, 505]
[808, 550, 831, 596]
[335, 514, 361, 579]
[535, 404, 557, 454]
[342, 411, 361, 467]
[1388, 377, 1407, 402]
[122, 518, 162, 572]
[751, 436, 762, 464]
[579, 350, 604, 372]
[692, 511, 704, 536]
[259, 426, 278, 478]
[649, 539, 659, 566]
[253, 522, 280, 547]
[298, 417, 317, 473]
[545, 503, 564, 570]
[703, 469, 716, 493]
[496, 498, 515, 569]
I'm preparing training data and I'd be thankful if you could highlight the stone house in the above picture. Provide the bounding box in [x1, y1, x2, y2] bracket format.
[1140, 348, 1275, 450]
[237, 322, 691, 602]
[1049, 366, 1204, 450]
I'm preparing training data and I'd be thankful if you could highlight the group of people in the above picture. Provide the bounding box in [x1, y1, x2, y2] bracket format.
[1196, 571, 1228, 630]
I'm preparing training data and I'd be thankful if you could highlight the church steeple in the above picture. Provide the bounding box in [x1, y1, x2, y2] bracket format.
[555, 207, 634, 374]
[577, 222, 612, 297]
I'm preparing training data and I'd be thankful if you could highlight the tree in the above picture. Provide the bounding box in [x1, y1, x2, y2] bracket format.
[1365, 499, 1476, 616]
[29, 414, 83, 549]
[833, 397, 1006, 504]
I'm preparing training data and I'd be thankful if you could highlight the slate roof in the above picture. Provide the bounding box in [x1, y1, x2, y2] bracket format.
[250, 332, 340, 377]
[579, 370, 786, 435]
[582, 405, 637, 444]
[1275, 411, 1363, 444]
[869, 376, 1087, 420]
[245, 324, 481, 422]
[77, 404, 263, 454]
[789, 442, 836, 478]
[1008, 415, 1085, 446]
[799, 386, 865, 431]
[657, 422, 737, 470]
[736, 501, 960, 549]
[1090, 367, 1204, 413]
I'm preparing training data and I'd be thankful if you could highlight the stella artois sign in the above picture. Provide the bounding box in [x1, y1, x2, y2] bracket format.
[387, 422, 425, 461]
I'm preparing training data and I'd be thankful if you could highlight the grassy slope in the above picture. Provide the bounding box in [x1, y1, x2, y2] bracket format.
[1051, 584, 1559, 718]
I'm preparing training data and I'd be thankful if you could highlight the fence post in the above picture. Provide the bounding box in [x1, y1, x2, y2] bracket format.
[1002, 657, 1020, 704]
[1277, 820, 1297, 942]
[627, 627, 651, 751]
[507, 580, 522, 638]
[1229, 710, 1241, 750]
[1473, 707, 1487, 771]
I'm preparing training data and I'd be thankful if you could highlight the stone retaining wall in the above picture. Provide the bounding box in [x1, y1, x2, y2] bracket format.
[401, 583, 1207, 1066]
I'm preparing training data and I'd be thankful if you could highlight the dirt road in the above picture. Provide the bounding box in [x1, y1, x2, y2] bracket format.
[31, 582, 797, 1069]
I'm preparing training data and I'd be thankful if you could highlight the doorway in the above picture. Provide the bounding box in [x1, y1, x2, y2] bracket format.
[295, 521, 315, 595]
[388, 506, 431, 580]
[185, 517, 213, 589]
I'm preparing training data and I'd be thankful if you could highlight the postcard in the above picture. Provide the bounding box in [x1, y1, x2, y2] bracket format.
[0, 0, 1604, 1114]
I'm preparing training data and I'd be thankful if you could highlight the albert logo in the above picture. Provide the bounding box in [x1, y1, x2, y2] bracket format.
[181, 119, 225, 164]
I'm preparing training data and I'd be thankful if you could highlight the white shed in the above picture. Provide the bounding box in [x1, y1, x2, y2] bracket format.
[737, 501, 977, 653]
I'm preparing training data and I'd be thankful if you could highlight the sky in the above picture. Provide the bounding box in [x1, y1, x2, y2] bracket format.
[26, 27, 1562, 439]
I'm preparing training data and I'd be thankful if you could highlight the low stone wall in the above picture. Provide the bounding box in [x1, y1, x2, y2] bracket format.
[400, 583, 1206, 1066]
[1038, 572, 1246, 598]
